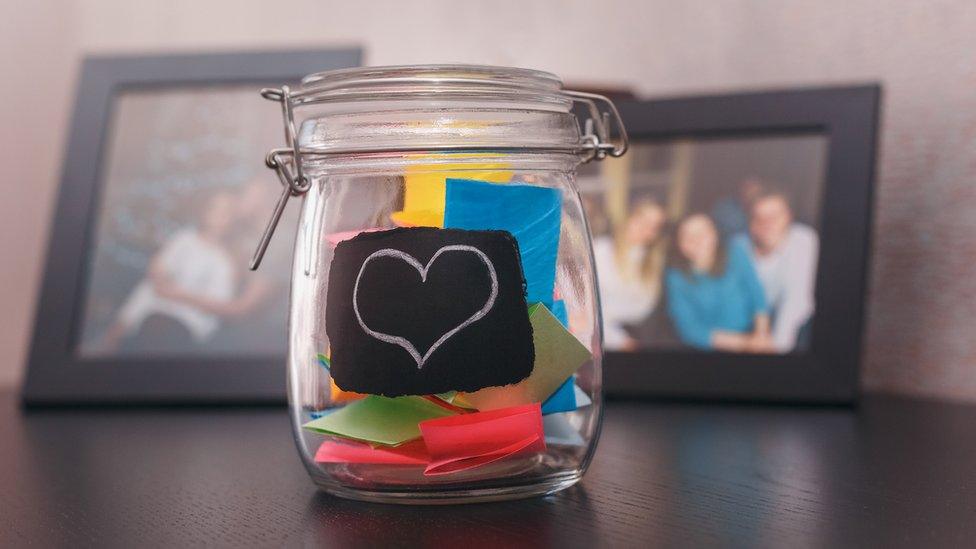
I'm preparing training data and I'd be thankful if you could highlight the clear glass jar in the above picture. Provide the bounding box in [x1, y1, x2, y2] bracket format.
[252, 65, 628, 503]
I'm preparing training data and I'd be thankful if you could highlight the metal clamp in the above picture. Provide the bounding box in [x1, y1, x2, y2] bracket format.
[250, 85, 629, 270]
[564, 90, 629, 161]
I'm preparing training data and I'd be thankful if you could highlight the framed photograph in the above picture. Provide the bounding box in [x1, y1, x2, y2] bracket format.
[596, 86, 880, 402]
[22, 48, 362, 405]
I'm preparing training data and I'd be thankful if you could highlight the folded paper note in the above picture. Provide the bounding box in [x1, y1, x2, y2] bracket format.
[540, 378, 593, 415]
[316, 353, 365, 404]
[419, 396, 468, 415]
[542, 413, 586, 447]
[390, 154, 513, 228]
[303, 395, 455, 446]
[574, 384, 592, 408]
[550, 299, 568, 327]
[444, 179, 561, 307]
[458, 303, 592, 410]
[326, 227, 535, 396]
[330, 379, 365, 404]
[326, 228, 383, 248]
[309, 408, 338, 420]
[419, 403, 545, 476]
[434, 391, 458, 403]
[533, 300, 577, 414]
[314, 439, 430, 465]
[540, 377, 577, 415]
[390, 210, 443, 228]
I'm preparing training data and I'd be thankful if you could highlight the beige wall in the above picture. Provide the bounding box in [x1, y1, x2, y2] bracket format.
[2, 0, 976, 400]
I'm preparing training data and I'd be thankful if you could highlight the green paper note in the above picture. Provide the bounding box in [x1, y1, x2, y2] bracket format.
[458, 303, 592, 411]
[303, 395, 456, 446]
[434, 391, 458, 403]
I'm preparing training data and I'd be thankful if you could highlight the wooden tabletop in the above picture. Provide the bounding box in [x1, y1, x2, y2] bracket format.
[1, 391, 973, 548]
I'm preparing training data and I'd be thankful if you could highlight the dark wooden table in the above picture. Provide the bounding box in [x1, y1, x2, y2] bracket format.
[2, 391, 974, 548]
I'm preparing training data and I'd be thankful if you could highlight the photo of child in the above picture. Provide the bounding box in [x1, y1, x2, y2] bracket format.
[77, 86, 297, 358]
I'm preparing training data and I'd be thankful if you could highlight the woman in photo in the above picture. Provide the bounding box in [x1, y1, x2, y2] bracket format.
[593, 198, 668, 351]
[665, 213, 774, 352]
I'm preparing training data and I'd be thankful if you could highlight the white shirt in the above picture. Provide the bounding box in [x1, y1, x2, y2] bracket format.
[593, 237, 660, 350]
[740, 224, 819, 352]
[118, 229, 235, 342]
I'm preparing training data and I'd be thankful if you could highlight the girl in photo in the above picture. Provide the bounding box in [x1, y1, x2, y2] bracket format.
[665, 213, 773, 353]
[593, 199, 668, 351]
[100, 192, 238, 354]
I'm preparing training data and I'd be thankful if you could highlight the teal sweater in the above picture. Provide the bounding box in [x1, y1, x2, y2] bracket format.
[665, 240, 769, 349]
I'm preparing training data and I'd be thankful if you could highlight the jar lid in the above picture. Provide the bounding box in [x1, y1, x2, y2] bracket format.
[261, 64, 627, 161]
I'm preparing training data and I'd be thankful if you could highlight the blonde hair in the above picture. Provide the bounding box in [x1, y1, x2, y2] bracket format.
[612, 199, 666, 289]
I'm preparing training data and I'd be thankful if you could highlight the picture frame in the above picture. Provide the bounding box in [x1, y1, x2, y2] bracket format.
[21, 48, 362, 405]
[600, 85, 880, 403]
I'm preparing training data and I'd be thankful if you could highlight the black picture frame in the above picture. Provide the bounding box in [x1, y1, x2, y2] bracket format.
[21, 48, 362, 406]
[602, 85, 880, 404]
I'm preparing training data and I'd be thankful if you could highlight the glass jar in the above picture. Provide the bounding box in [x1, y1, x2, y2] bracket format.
[251, 65, 628, 503]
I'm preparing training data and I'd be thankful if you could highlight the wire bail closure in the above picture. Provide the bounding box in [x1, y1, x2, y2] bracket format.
[250, 83, 629, 270]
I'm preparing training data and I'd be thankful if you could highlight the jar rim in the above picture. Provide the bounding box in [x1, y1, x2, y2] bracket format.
[291, 64, 572, 110]
[300, 64, 564, 94]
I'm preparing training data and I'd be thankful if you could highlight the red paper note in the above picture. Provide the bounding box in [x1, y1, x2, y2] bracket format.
[419, 403, 546, 476]
[314, 439, 429, 465]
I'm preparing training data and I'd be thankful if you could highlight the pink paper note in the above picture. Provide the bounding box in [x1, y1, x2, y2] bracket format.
[326, 228, 383, 248]
[419, 403, 546, 476]
[314, 439, 429, 465]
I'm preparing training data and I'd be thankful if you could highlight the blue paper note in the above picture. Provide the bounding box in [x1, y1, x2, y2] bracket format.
[541, 377, 577, 415]
[541, 376, 593, 415]
[444, 179, 561, 307]
[550, 300, 568, 327]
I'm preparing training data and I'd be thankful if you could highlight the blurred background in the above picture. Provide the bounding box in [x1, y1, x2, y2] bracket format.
[2, 0, 975, 401]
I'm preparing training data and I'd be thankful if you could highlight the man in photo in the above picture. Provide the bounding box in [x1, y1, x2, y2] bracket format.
[732, 189, 819, 353]
[711, 177, 764, 239]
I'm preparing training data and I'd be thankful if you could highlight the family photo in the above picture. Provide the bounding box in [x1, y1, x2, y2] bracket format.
[584, 135, 827, 355]
[77, 86, 297, 358]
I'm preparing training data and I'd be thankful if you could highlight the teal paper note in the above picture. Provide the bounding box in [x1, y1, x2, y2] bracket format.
[444, 178, 561, 307]
[550, 300, 568, 327]
[541, 378, 576, 415]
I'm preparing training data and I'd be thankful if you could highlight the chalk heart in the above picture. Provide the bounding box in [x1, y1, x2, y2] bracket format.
[352, 245, 499, 369]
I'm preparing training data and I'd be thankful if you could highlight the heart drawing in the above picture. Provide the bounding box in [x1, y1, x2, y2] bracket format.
[352, 245, 499, 369]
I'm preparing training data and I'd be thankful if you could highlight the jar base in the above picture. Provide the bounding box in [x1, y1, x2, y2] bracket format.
[313, 472, 583, 505]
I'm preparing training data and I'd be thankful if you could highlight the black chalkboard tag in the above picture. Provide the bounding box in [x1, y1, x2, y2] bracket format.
[326, 227, 535, 397]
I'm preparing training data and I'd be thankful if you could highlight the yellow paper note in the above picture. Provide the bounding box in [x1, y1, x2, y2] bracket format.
[390, 210, 444, 228]
[391, 153, 513, 227]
